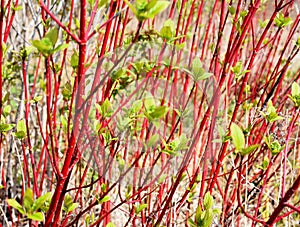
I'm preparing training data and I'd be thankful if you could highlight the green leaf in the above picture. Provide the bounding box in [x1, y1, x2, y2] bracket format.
[292, 82, 300, 97]
[149, 106, 168, 119]
[99, 196, 110, 203]
[228, 6, 235, 15]
[124, 0, 138, 18]
[259, 19, 269, 28]
[45, 27, 59, 46]
[7, 199, 25, 214]
[31, 39, 52, 54]
[147, 1, 169, 18]
[12, 5, 22, 11]
[241, 144, 260, 156]
[144, 96, 155, 111]
[191, 58, 212, 81]
[136, 0, 148, 11]
[199, 72, 213, 80]
[203, 209, 213, 227]
[131, 100, 143, 113]
[174, 134, 189, 151]
[270, 140, 283, 155]
[158, 174, 167, 184]
[3, 105, 11, 117]
[101, 183, 107, 192]
[275, 13, 292, 28]
[145, 0, 157, 10]
[265, 101, 284, 123]
[259, 157, 269, 170]
[15, 131, 26, 139]
[188, 218, 197, 227]
[297, 37, 300, 47]
[62, 82, 73, 101]
[27, 212, 44, 221]
[24, 188, 34, 212]
[52, 43, 69, 53]
[63, 194, 75, 212]
[195, 205, 203, 223]
[147, 134, 159, 147]
[32, 192, 51, 211]
[192, 58, 204, 77]
[70, 51, 79, 69]
[0, 123, 14, 132]
[16, 119, 27, 139]
[230, 123, 245, 151]
[99, 0, 109, 7]
[213, 208, 221, 215]
[67, 203, 78, 212]
[160, 19, 175, 40]
[135, 203, 148, 214]
[17, 119, 26, 132]
[32, 96, 43, 103]
[203, 193, 213, 209]
[106, 222, 116, 227]
[100, 99, 112, 117]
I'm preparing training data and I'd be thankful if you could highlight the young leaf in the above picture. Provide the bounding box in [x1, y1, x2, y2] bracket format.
[135, 203, 148, 214]
[160, 19, 175, 40]
[32, 95, 43, 103]
[270, 140, 283, 155]
[7, 199, 25, 214]
[32, 192, 51, 211]
[241, 144, 260, 156]
[62, 82, 72, 101]
[45, 27, 59, 46]
[203, 193, 213, 210]
[199, 72, 213, 80]
[192, 58, 204, 77]
[275, 13, 292, 28]
[124, 0, 138, 18]
[31, 39, 52, 54]
[265, 101, 284, 123]
[52, 43, 69, 53]
[16, 119, 27, 139]
[149, 106, 168, 119]
[203, 209, 213, 227]
[292, 82, 300, 97]
[3, 105, 11, 117]
[195, 205, 203, 223]
[147, 1, 170, 19]
[99, 195, 110, 203]
[188, 218, 197, 227]
[67, 203, 78, 212]
[27, 212, 44, 221]
[228, 6, 235, 15]
[63, 194, 76, 212]
[17, 119, 26, 132]
[0, 123, 14, 132]
[70, 51, 79, 69]
[131, 100, 143, 113]
[106, 223, 116, 227]
[145, 0, 158, 10]
[144, 96, 155, 110]
[24, 188, 34, 212]
[147, 134, 159, 147]
[230, 123, 245, 151]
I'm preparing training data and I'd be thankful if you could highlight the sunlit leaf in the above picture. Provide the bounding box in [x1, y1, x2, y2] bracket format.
[241, 144, 260, 156]
[230, 123, 245, 151]
[135, 203, 148, 214]
[32, 192, 51, 211]
[27, 212, 44, 221]
[45, 27, 59, 46]
[7, 199, 25, 214]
